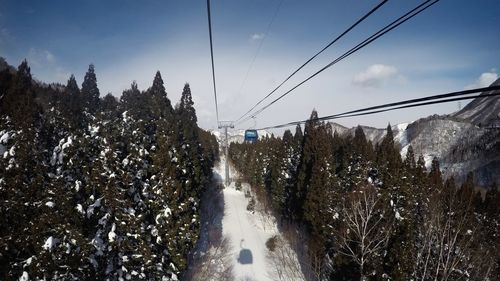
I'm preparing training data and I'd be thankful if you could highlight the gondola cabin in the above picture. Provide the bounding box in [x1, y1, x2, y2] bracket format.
[244, 130, 258, 142]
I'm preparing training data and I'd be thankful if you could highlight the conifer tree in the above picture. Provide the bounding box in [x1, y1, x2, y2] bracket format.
[65, 74, 83, 125]
[377, 124, 402, 187]
[81, 64, 100, 112]
[293, 110, 320, 220]
[67, 74, 80, 96]
[2, 60, 38, 126]
[428, 157, 443, 190]
[403, 145, 416, 176]
[148, 71, 172, 120]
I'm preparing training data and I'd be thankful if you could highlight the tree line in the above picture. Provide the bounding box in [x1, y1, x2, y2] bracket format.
[229, 110, 499, 281]
[0, 59, 218, 280]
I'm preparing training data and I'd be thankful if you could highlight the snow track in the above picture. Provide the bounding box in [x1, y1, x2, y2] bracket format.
[215, 157, 305, 281]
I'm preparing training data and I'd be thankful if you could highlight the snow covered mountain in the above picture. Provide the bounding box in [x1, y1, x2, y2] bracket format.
[452, 78, 500, 127]
[330, 78, 500, 187]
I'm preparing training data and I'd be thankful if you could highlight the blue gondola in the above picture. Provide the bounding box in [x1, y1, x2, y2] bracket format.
[244, 130, 258, 142]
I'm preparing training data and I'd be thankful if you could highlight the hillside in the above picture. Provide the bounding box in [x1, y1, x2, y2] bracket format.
[452, 78, 500, 127]
[328, 80, 500, 187]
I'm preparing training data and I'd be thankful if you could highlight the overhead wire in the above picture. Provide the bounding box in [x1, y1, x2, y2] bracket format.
[234, 0, 389, 123]
[237, 0, 439, 125]
[235, 0, 285, 100]
[206, 0, 220, 124]
[255, 85, 500, 130]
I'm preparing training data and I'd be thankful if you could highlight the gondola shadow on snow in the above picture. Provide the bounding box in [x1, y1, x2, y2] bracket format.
[237, 239, 253, 265]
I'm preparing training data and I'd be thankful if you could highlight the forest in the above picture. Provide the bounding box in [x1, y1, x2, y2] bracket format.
[229, 110, 499, 281]
[1, 57, 499, 281]
[0, 59, 218, 280]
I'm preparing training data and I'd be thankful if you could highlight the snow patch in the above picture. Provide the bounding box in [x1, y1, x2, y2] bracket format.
[122, 111, 129, 123]
[75, 180, 82, 191]
[42, 236, 59, 252]
[45, 201, 55, 208]
[89, 125, 100, 136]
[19, 271, 29, 281]
[108, 223, 117, 242]
[9, 145, 15, 157]
[51, 137, 73, 165]
[0, 131, 10, 144]
[395, 211, 403, 221]
[87, 197, 103, 218]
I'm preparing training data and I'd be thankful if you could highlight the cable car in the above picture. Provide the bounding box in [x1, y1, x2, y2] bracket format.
[244, 130, 258, 142]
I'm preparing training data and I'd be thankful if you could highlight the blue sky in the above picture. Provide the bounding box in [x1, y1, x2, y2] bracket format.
[1, 0, 499, 130]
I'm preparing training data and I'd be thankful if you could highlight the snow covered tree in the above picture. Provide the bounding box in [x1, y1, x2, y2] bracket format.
[334, 185, 392, 281]
[0, 58, 218, 280]
[81, 64, 100, 113]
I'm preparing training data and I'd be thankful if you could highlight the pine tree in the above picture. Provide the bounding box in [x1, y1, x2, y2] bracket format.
[64, 74, 83, 126]
[101, 93, 118, 114]
[81, 64, 100, 112]
[67, 74, 80, 96]
[376, 124, 402, 188]
[293, 110, 320, 220]
[403, 145, 416, 176]
[148, 71, 172, 120]
[428, 157, 443, 190]
[2, 60, 38, 126]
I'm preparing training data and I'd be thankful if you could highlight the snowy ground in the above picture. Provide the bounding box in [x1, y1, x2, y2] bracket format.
[214, 156, 305, 281]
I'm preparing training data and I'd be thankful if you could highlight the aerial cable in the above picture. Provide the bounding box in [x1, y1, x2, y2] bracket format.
[324, 92, 500, 121]
[260, 92, 500, 130]
[236, 0, 284, 100]
[234, 0, 389, 123]
[238, 0, 439, 125]
[254, 85, 500, 130]
[318, 84, 500, 122]
[239, 0, 438, 124]
[207, 0, 220, 124]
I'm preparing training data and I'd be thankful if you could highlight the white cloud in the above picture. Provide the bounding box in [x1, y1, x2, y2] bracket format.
[45, 50, 55, 63]
[465, 70, 498, 89]
[352, 64, 399, 88]
[27, 48, 57, 67]
[28, 48, 46, 67]
[27, 48, 70, 83]
[250, 33, 264, 42]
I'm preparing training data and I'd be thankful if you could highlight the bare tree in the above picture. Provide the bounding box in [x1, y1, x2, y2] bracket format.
[267, 233, 307, 281]
[412, 190, 495, 281]
[184, 178, 234, 281]
[187, 236, 234, 281]
[334, 185, 392, 281]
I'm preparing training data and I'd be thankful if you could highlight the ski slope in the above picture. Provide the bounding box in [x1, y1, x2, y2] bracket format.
[215, 157, 305, 281]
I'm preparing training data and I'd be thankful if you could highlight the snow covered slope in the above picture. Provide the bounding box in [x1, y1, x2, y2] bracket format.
[215, 157, 305, 281]
[328, 80, 499, 187]
[452, 77, 500, 127]
[329, 122, 409, 148]
[403, 115, 499, 185]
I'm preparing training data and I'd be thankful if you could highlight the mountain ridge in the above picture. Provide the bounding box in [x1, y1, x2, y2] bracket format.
[328, 80, 500, 187]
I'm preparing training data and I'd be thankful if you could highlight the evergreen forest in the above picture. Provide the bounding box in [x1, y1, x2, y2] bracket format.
[229, 110, 499, 281]
[0, 59, 218, 280]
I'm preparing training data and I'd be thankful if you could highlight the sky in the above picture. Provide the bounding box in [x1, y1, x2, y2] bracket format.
[1, 0, 499, 132]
